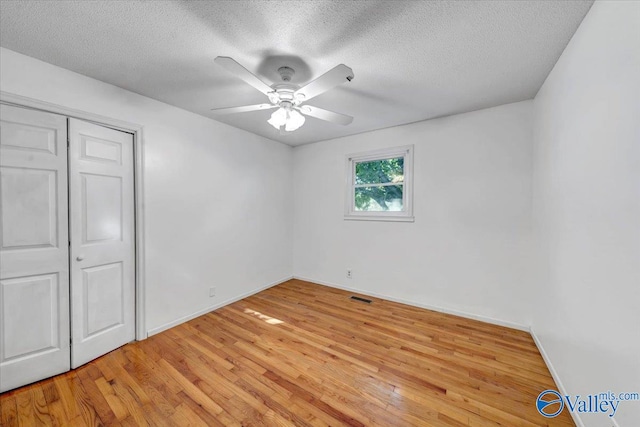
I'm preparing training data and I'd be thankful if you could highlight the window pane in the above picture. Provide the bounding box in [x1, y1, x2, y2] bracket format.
[355, 157, 404, 185]
[355, 185, 403, 211]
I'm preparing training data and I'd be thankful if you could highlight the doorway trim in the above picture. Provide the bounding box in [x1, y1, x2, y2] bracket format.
[1, 90, 147, 340]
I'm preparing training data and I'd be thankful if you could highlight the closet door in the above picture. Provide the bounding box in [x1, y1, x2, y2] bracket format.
[68, 119, 135, 368]
[0, 105, 70, 392]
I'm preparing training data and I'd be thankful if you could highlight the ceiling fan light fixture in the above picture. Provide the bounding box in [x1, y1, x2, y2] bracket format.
[285, 109, 305, 132]
[267, 105, 305, 132]
[267, 107, 288, 129]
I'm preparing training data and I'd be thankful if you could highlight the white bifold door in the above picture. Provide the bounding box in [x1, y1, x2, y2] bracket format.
[68, 118, 135, 368]
[0, 105, 71, 392]
[0, 105, 135, 392]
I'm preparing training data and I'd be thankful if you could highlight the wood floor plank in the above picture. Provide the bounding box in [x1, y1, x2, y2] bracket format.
[62, 372, 103, 427]
[94, 377, 130, 422]
[75, 367, 117, 425]
[0, 393, 18, 426]
[40, 379, 69, 427]
[0, 279, 574, 426]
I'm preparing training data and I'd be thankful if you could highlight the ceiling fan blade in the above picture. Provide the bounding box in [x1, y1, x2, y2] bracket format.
[294, 64, 354, 101]
[211, 103, 276, 115]
[214, 56, 274, 96]
[298, 105, 353, 125]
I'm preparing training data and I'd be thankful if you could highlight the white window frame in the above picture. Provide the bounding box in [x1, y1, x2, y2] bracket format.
[345, 145, 414, 222]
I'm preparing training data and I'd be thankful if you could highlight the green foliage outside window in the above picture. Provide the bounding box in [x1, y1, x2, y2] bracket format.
[355, 157, 404, 211]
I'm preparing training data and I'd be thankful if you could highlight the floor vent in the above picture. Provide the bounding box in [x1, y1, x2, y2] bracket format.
[350, 296, 372, 304]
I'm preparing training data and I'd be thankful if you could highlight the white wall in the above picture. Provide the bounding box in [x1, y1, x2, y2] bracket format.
[0, 47, 293, 335]
[531, 1, 640, 426]
[293, 101, 534, 328]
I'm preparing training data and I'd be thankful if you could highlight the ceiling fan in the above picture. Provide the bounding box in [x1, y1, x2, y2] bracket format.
[211, 56, 354, 132]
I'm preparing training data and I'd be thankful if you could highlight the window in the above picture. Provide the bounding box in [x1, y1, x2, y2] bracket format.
[345, 145, 414, 222]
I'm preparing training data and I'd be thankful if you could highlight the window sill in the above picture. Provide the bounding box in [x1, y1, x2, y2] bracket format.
[344, 215, 415, 223]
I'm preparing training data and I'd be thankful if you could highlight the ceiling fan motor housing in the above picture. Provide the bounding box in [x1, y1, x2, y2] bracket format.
[269, 84, 304, 107]
[277, 66, 295, 82]
[279, 100, 293, 110]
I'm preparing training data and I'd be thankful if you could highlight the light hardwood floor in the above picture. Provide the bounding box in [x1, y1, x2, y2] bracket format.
[0, 279, 574, 426]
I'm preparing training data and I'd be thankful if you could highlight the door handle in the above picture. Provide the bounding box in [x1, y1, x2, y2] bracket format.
[76, 255, 85, 261]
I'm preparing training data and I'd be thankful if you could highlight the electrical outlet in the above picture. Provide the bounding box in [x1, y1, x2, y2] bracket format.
[346, 269, 352, 279]
[209, 287, 216, 297]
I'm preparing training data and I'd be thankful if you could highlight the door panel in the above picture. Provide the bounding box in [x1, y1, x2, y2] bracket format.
[83, 262, 124, 337]
[82, 173, 122, 243]
[68, 119, 134, 368]
[1, 168, 58, 250]
[0, 119, 57, 154]
[81, 136, 122, 164]
[1, 273, 61, 360]
[0, 104, 70, 392]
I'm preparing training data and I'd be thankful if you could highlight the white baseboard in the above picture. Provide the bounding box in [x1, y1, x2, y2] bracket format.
[292, 275, 529, 332]
[146, 276, 293, 337]
[530, 328, 586, 427]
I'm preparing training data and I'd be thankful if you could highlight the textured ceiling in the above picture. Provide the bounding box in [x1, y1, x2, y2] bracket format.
[0, 0, 593, 146]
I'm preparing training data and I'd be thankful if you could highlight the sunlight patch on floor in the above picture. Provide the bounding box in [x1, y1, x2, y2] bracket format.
[244, 308, 285, 325]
